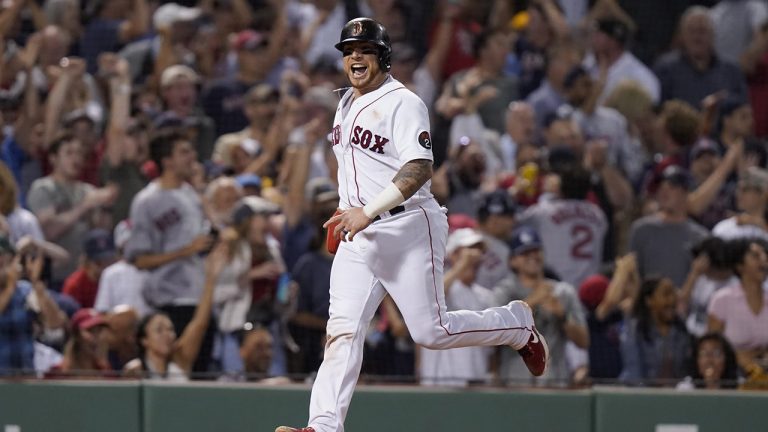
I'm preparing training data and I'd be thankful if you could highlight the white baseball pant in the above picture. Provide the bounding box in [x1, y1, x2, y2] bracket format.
[307, 200, 533, 432]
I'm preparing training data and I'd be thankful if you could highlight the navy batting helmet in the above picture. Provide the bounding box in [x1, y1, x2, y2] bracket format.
[335, 18, 392, 71]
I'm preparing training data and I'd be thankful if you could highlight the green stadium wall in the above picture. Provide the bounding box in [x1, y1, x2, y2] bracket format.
[0, 381, 766, 432]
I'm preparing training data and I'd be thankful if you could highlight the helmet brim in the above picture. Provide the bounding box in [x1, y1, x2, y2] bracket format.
[334, 38, 391, 53]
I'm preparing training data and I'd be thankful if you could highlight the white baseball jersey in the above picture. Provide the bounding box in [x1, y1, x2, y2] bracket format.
[331, 76, 434, 210]
[307, 73, 535, 432]
[518, 199, 607, 287]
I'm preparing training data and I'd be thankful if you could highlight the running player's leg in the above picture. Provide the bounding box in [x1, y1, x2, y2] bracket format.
[371, 204, 532, 350]
[308, 242, 386, 432]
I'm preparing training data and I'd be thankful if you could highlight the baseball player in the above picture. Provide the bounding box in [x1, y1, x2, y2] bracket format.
[275, 18, 548, 432]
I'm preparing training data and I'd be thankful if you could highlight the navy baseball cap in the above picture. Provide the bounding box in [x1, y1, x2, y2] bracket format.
[235, 173, 262, 189]
[508, 226, 543, 256]
[690, 138, 721, 160]
[478, 190, 517, 218]
[660, 165, 692, 190]
[595, 18, 630, 45]
[83, 229, 117, 262]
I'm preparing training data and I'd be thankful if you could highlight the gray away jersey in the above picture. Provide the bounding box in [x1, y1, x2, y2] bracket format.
[124, 182, 207, 307]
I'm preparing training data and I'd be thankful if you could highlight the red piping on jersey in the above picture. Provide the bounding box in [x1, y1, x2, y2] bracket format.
[346, 86, 406, 206]
[420, 206, 530, 337]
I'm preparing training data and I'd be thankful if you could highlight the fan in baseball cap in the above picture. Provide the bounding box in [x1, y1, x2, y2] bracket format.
[153, 3, 202, 29]
[578, 274, 610, 310]
[508, 226, 543, 256]
[306, 177, 339, 204]
[234, 30, 269, 52]
[659, 165, 692, 190]
[71, 308, 108, 332]
[594, 18, 631, 46]
[446, 228, 485, 255]
[478, 190, 517, 221]
[84, 229, 117, 264]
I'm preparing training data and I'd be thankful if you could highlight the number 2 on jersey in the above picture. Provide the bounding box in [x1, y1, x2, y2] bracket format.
[571, 224, 593, 259]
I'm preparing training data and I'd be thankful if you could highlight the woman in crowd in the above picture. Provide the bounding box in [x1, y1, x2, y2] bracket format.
[708, 238, 768, 375]
[124, 244, 226, 380]
[49, 308, 111, 377]
[621, 277, 692, 386]
[678, 332, 739, 390]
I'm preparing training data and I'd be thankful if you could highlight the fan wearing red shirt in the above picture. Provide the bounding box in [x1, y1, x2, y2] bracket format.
[62, 229, 118, 308]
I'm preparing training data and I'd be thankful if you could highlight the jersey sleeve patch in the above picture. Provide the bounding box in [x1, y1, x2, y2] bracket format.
[418, 131, 432, 150]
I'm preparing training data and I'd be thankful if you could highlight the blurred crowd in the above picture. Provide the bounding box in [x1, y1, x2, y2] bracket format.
[1, 0, 768, 391]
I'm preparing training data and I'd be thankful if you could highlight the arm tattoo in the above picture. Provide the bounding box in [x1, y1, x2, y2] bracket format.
[392, 159, 433, 199]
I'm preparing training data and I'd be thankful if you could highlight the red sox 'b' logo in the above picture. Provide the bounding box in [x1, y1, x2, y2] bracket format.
[351, 22, 363, 36]
[351, 126, 388, 154]
[332, 125, 341, 146]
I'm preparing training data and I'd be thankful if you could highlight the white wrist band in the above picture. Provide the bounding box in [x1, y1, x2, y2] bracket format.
[363, 182, 405, 219]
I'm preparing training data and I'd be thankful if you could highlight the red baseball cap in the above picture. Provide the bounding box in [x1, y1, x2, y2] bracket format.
[233, 30, 268, 51]
[578, 274, 610, 310]
[71, 308, 108, 331]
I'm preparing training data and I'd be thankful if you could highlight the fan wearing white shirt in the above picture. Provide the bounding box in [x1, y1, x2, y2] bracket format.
[94, 220, 150, 317]
[712, 167, 768, 242]
[585, 18, 660, 105]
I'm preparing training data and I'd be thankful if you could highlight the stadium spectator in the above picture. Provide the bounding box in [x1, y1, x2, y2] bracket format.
[444, 28, 518, 134]
[51, 308, 112, 377]
[679, 237, 736, 338]
[579, 254, 638, 381]
[93, 220, 149, 317]
[419, 228, 494, 387]
[158, 65, 216, 161]
[512, 0, 568, 98]
[495, 101, 537, 175]
[204, 176, 243, 230]
[494, 226, 588, 387]
[104, 305, 140, 370]
[210, 199, 267, 375]
[62, 229, 117, 309]
[474, 190, 517, 290]
[712, 167, 768, 241]
[603, 80, 659, 187]
[79, 0, 148, 73]
[678, 332, 739, 390]
[281, 148, 339, 273]
[0, 237, 66, 376]
[630, 166, 709, 287]
[620, 277, 692, 386]
[124, 245, 226, 380]
[98, 54, 150, 225]
[239, 323, 289, 384]
[431, 137, 488, 218]
[585, 18, 660, 104]
[709, 0, 768, 66]
[26, 133, 117, 288]
[517, 165, 608, 287]
[654, 6, 748, 108]
[201, 23, 289, 137]
[708, 238, 768, 374]
[526, 39, 582, 128]
[124, 129, 216, 374]
[741, 21, 768, 138]
[119, 2, 202, 85]
[283, 85, 338, 183]
[561, 65, 643, 185]
[287, 216, 332, 375]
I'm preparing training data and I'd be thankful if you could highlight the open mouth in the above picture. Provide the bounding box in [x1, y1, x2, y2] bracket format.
[351, 64, 368, 78]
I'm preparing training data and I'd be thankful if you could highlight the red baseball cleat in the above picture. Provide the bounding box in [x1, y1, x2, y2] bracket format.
[516, 326, 549, 377]
[274, 427, 315, 432]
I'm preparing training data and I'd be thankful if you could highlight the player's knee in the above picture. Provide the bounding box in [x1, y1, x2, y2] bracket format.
[410, 326, 444, 349]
